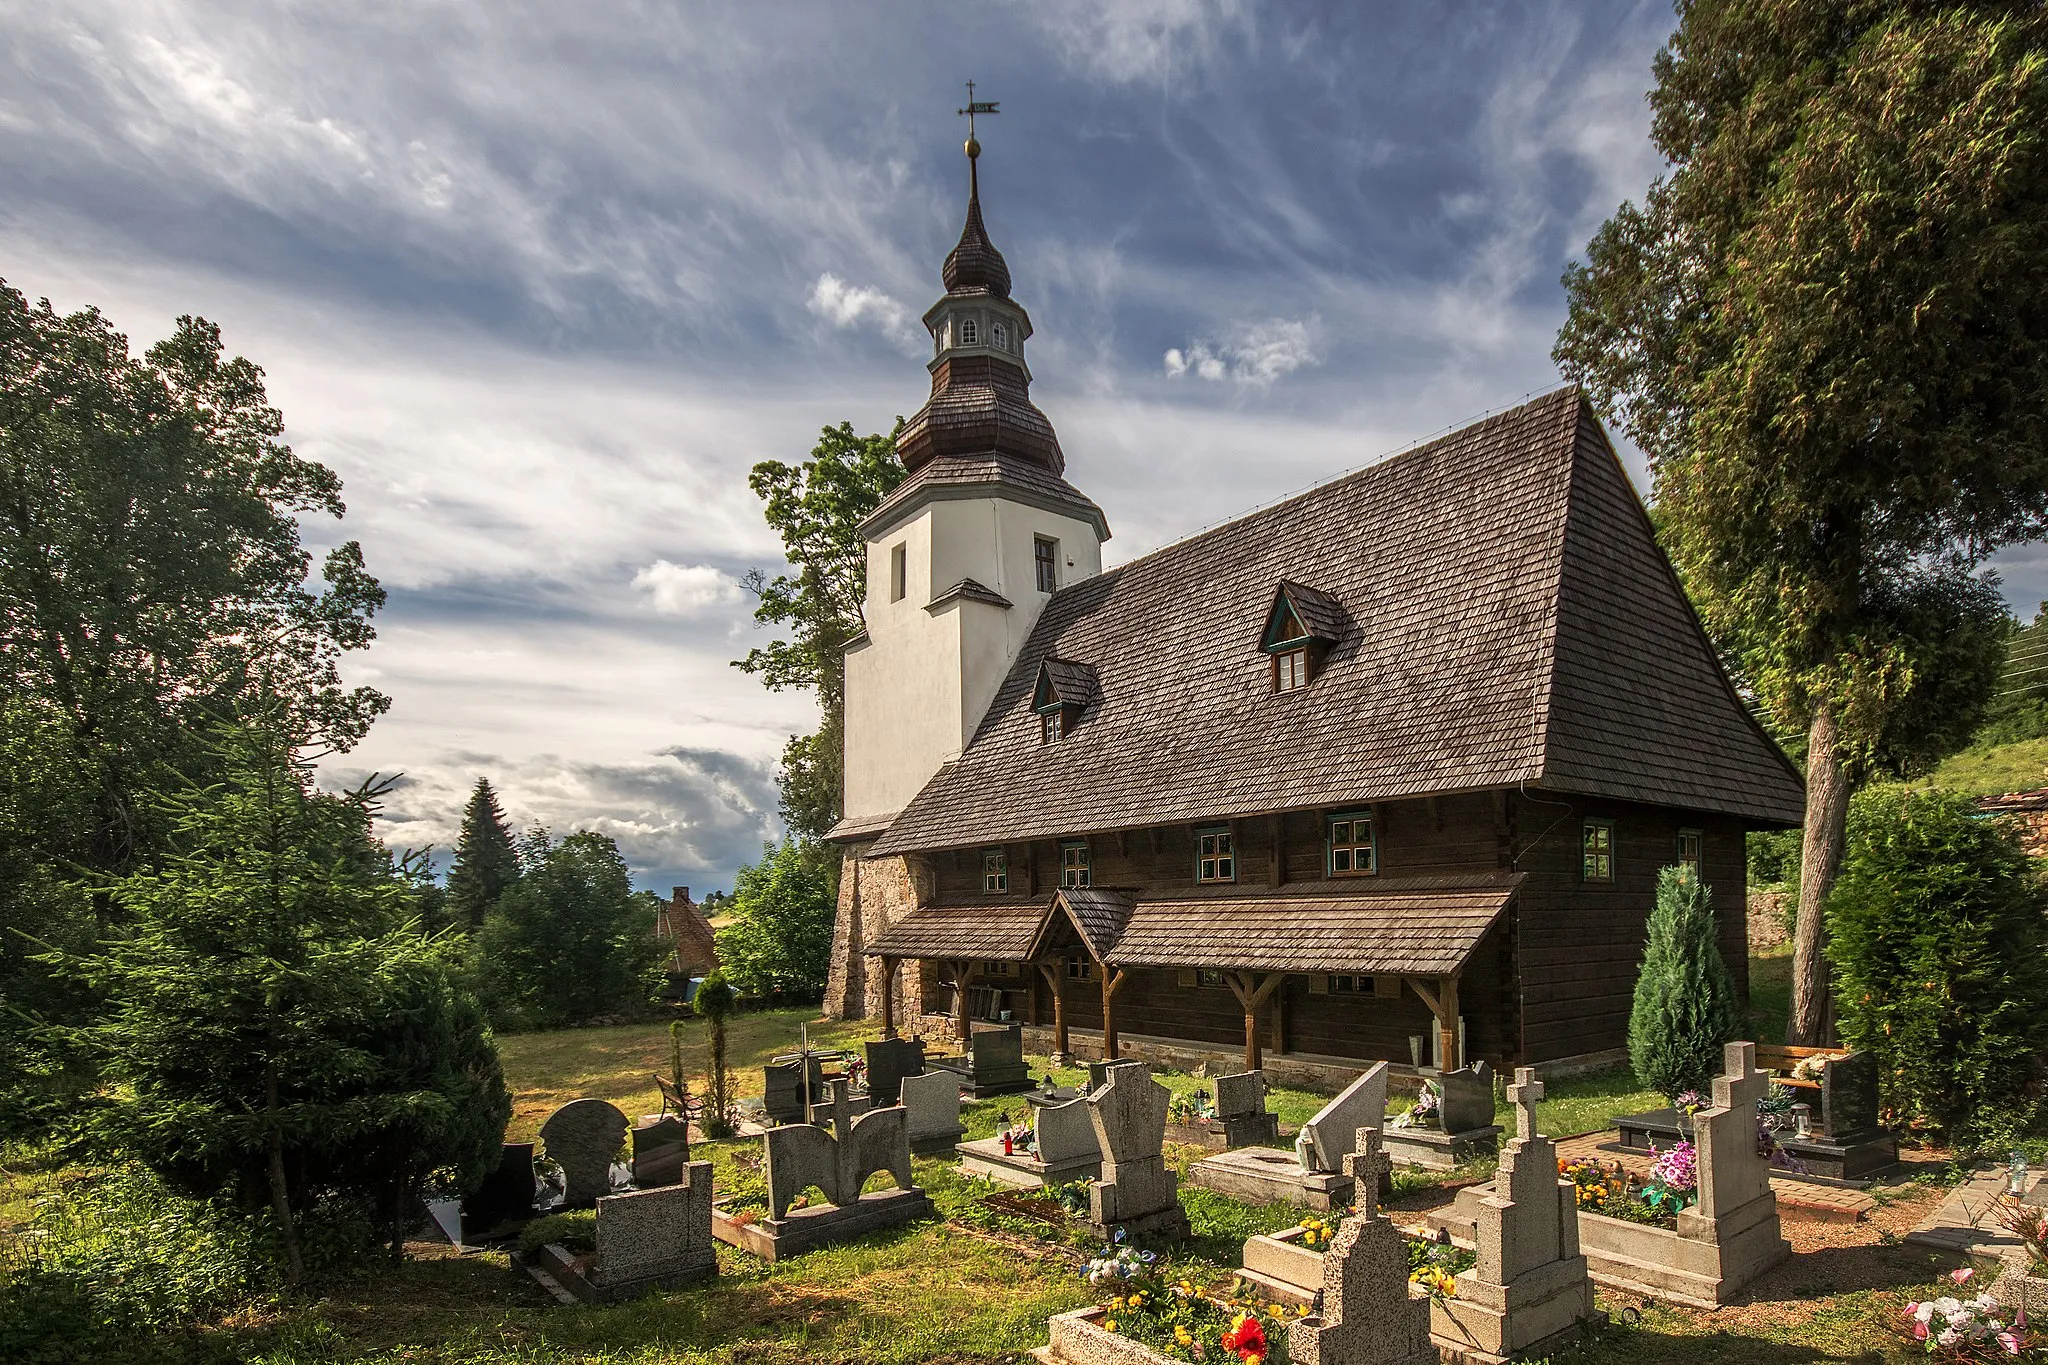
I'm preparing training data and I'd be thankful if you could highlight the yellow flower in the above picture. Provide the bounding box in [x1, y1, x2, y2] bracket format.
[1104, 1319, 1118, 1333]
[1175, 1326, 1194, 1346]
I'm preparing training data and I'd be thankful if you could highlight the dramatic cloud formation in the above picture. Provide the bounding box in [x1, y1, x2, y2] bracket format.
[7, 2, 2036, 891]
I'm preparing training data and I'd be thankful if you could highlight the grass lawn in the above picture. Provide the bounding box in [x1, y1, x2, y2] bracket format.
[1927, 734, 2048, 797]
[4, 975, 1982, 1364]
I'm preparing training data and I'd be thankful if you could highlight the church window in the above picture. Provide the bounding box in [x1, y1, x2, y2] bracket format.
[889, 543, 907, 602]
[1582, 819, 1615, 883]
[981, 848, 1008, 894]
[1196, 826, 1235, 884]
[983, 960, 1016, 977]
[1327, 812, 1376, 876]
[1060, 840, 1091, 888]
[992, 321, 1008, 349]
[1067, 956, 1096, 981]
[1676, 828, 1703, 870]
[960, 317, 978, 346]
[1274, 647, 1309, 692]
[1041, 710, 1063, 743]
[1035, 537, 1059, 593]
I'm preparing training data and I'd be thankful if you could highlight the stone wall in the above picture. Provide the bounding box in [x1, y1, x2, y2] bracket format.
[821, 843, 932, 1021]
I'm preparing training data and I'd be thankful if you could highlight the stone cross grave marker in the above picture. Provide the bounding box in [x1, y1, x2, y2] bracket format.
[1084, 1061, 1190, 1241]
[763, 1079, 913, 1220]
[540, 1098, 629, 1208]
[1694, 1042, 1772, 1223]
[1288, 1127, 1436, 1365]
[1436, 1067, 1599, 1360]
[1297, 1061, 1388, 1174]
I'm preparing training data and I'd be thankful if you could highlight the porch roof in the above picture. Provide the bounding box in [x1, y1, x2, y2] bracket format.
[863, 873, 1520, 977]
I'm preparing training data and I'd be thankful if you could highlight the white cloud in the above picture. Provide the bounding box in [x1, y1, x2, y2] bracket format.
[633, 560, 744, 617]
[806, 272, 918, 349]
[1028, 0, 1253, 85]
[1163, 317, 1317, 386]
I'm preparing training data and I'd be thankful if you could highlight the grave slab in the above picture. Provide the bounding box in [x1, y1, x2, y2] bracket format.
[538, 1161, 718, 1303]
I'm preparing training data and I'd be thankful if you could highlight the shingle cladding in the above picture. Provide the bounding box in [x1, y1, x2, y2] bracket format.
[867, 389, 1803, 857]
[863, 901, 1043, 961]
[1108, 876, 1520, 975]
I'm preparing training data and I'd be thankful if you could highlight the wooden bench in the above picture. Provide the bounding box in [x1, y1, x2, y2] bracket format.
[653, 1073, 705, 1125]
[1753, 1044, 1845, 1092]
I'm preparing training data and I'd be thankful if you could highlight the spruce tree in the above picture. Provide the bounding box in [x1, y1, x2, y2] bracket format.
[446, 778, 518, 928]
[1629, 865, 1743, 1103]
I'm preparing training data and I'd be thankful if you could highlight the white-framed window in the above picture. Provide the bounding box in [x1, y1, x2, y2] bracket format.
[1196, 827, 1235, 884]
[1582, 819, 1615, 883]
[1060, 840, 1090, 888]
[992, 321, 1008, 349]
[889, 543, 906, 602]
[1676, 828, 1703, 870]
[1041, 710, 1063, 744]
[1327, 812, 1376, 877]
[982, 848, 1008, 894]
[1275, 647, 1309, 692]
[960, 317, 978, 346]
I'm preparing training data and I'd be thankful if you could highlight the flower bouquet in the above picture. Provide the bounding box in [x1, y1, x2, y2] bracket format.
[1904, 1269, 2032, 1359]
[1081, 1240, 1302, 1362]
[1390, 1083, 1441, 1131]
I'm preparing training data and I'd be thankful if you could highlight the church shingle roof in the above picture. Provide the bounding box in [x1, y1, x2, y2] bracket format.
[865, 388, 1802, 856]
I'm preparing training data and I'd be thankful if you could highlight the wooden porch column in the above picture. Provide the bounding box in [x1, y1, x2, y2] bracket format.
[1226, 971, 1286, 1071]
[1408, 974, 1462, 1071]
[1101, 965, 1128, 1059]
[950, 960, 976, 1048]
[879, 956, 899, 1039]
[1036, 962, 1070, 1060]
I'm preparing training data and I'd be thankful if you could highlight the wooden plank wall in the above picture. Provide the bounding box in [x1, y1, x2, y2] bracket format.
[1511, 792, 1749, 1064]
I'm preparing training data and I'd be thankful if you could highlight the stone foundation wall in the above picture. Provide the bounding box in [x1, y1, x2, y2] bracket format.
[821, 845, 932, 1021]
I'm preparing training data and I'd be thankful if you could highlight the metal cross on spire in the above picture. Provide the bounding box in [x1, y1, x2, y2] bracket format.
[958, 80, 998, 157]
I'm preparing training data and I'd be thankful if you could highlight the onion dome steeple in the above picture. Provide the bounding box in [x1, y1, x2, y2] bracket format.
[896, 110, 1066, 477]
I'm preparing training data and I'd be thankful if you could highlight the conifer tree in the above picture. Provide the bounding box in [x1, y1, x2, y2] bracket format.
[446, 778, 518, 928]
[1629, 865, 1742, 1103]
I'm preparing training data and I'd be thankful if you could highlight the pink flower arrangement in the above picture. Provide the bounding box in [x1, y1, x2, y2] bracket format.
[1904, 1270, 2028, 1357]
[1648, 1139, 1698, 1195]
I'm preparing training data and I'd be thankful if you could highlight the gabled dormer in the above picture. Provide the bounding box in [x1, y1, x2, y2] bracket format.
[1033, 658, 1097, 742]
[1260, 581, 1345, 693]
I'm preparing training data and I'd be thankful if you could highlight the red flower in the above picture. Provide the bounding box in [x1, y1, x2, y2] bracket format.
[1221, 1315, 1267, 1360]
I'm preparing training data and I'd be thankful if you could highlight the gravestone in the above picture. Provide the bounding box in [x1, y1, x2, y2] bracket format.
[1298, 1062, 1390, 1174]
[539, 1160, 718, 1302]
[459, 1141, 537, 1243]
[898, 1069, 965, 1155]
[539, 1099, 630, 1208]
[955, 1086, 1102, 1187]
[1430, 1069, 1600, 1363]
[712, 1080, 933, 1261]
[963, 1024, 1032, 1097]
[1288, 1128, 1437, 1365]
[762, 1057, 815, 1124]
[864, 1036, 926, 1105]
[1083, 1061, 1190, 1242]
[632, 1115, 691, 1188]
[1212, 1069, 1281, 1149]
[1821, 1051, 1880, 1138]
[1384, 1060, 1502, 1170]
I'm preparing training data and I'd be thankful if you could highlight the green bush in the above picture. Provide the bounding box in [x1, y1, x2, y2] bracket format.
[1628, 865, 1742, 1102]
[714, 838, 837, 998]
[471, 829, 665, 1030]
[1826, 785, 2048, 1142]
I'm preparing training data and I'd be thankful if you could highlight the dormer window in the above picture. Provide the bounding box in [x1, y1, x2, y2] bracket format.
[992, 321, 1008, 350]
[959, 317, 978, 346]
[1033, 657, 1096, 743]
[1259, 581, 1345, 693]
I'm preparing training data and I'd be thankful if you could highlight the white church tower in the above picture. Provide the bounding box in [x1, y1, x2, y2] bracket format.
[839, 125, 1110, 837]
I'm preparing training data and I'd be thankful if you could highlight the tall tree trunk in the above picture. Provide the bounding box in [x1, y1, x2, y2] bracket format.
[265, 1067, 305, 1283]
[1789, 700, 1851, 1046]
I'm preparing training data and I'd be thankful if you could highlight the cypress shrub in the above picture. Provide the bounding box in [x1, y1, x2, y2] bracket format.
[1629, 865, 1743, 1102]
[1826, 785, 2048, 1143]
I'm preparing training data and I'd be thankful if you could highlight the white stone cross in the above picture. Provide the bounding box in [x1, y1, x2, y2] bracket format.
[1508, 1067, 1544, 1141]
[1710, 1041, 1768, 1115]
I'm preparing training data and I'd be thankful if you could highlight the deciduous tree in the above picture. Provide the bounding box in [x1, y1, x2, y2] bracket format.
[735, 421, 904, 837]
[1555, 2, 2048, 1043]
[715, 839, 838, 1000]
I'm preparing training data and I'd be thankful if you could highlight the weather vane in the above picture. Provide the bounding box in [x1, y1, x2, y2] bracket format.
[958, 80, 998, 157]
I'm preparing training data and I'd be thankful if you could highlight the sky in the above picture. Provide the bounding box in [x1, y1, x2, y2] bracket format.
[7, 1, 2042, 896]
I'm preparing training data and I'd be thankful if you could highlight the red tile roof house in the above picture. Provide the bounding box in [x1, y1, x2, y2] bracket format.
[823, 142, 1803, 1084]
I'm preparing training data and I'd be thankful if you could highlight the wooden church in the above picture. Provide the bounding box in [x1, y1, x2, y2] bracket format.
[823, 134, 1803, 1077]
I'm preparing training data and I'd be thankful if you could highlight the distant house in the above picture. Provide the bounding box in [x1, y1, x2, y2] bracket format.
[822, 139, 1804, 1077]
[656, 886, 719, 979]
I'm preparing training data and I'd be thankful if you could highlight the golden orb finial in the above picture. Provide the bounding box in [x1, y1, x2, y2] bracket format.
[965, 134, 981, 160]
